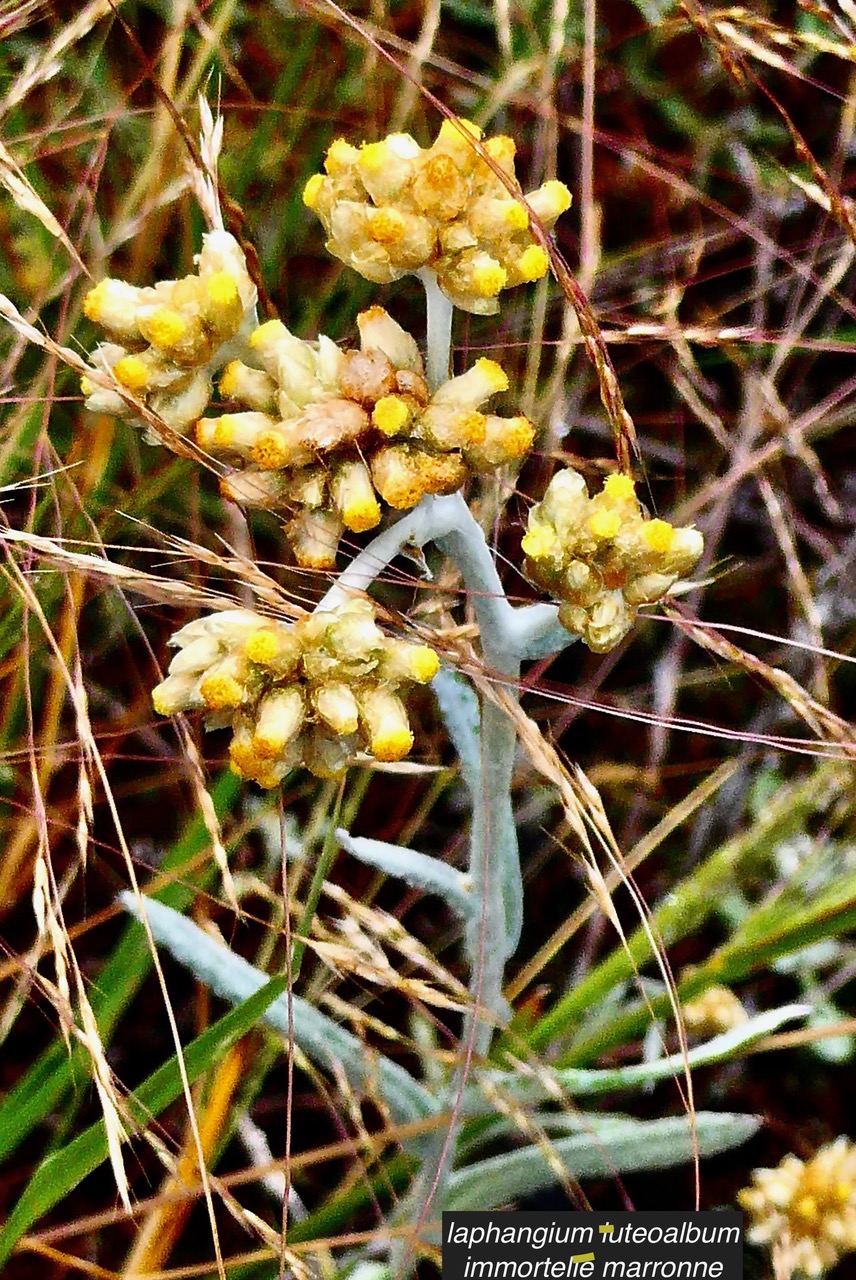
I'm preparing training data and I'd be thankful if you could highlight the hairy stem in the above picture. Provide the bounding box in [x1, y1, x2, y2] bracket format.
[419, 268, 454, 391]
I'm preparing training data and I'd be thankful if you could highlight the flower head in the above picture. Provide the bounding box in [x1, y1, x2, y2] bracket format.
[81, 231, 256, 433]
[681, 985, 747, 1036]
[199, 307, 533, 567]
[739, 1138, 856, 1276]
[303, 119, 571, 313]
[151, 599, 440, 782]
[522, 469, 703, 652]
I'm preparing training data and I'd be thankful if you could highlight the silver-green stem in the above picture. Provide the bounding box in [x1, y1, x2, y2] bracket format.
[418, 268, 454, 392]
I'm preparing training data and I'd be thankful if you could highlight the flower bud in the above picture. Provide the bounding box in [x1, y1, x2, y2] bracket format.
[312, 682, 360, 736]
[358, 688, 414, 762]
[331, 460, 382, 532]
[252, 687, 305, 758]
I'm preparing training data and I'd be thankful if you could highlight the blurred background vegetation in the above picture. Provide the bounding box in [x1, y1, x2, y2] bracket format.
[0, 0, 854, 1276]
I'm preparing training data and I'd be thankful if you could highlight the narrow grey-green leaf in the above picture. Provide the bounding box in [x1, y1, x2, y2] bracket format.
[337, 829, 474, 918]
[446, 1112, 760, 1209]
[122, 893, 435, 1125]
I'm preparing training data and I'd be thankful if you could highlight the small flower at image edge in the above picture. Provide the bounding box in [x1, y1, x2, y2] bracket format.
[739, 1138, 856, 1277]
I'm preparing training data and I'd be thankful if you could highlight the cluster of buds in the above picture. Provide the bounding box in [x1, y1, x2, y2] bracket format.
[151, 598, 440, 783]
[80, 230, 257, 433]
[303, 119, 571, 314]
[521, 470, 704, 652]
[201, 305, 533, 567]
[739, 1138, 856, 1276]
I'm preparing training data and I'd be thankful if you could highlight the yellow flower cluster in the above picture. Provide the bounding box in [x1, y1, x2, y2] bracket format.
[303, 119, 571, 314]
[151, 599, 440, 783]
[203, 305, 533, 568]
[521, 470, 704, 652]
[80, 231, 256, 432]
[681, 985, 747, 1036]
[739, 1138, 856, 1276]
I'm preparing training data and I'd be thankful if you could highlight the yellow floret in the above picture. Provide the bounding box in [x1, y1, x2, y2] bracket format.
[82, 281, 107, 323]
[540, 180, 573, 217]
[485, 135, 516, 165]
[603, 473, 636, 502]
[252, 431, 292, 470]
[589, 508, 622, 540]
[472, 260, 508, 297]
[199, 673, 244, 710]
[372, 395, 411, 436]
[368, 208, 406, 245]
[408, 646, 440, 683]
[250, 319, 286, 350]
[325, 138, 359, 174]
[504, 203, 530, 231]
[218, 361, 242, 399]
[302, 173, 324, 208]
[516, 244, 549, 282]
[474, 357, 509, 393]
[113, 355, 150, 391]
[146, 307, 187, 350]
[206, 271, 240, 308]
[521, 523, 559, 559]
[373, 724, 414, 763]
[504, 416, 535, 457]
[341, 494, 382, 532]
[438, 117, 482, 144]
[212, 415, 238, 448]
[642, 518, 676, 554]
[358, 141, 389, 174]
[80, 375, 94, 397]
[229, 738, 261, 776]
[453, 410, 487, 445]
[245, 629, 282, 664]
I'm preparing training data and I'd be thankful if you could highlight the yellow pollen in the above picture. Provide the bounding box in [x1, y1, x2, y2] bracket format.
[589, 509, 622, 539]
[82, 281, 108, 323]
[521, 524, 558, 560]
[80, 375, 94, 397]
[342, 494, 382, 533]
[504, 203, 530, 231]
[372, 725, 414, 763]
[252, 730, 288, 760]
[642, 518, 676, 553]
[302, 173, 324, 208]
[372, 395, 410, 436]
[324, 138, 359, 174]
[151, 687, 172, 717]
[229, 739, 261, 774]
[409, 646, 440, 683]
[252, 431, 292, 470]
[795, 1195, 818, 1222]
[250, 319, 285, 350]
[113, 355, 149, 391]
[245, 629, 282, 664]
[454, 410, 487, 445]
[438, 117, 482, 144]
[146, 307, 188, 350]
[206, 271, 240, 308]
[603, 473, 636, 502]
[472, 261, 507, 297]
[358, 141, 388, 174]
[200, 673, 244, 710]
[212, 415, 238, 448]
[474, 357, 509, 393]
[485, 135, 516, 164]
[541, 180, 573, 216]
[504, 416, 535, 456]
[368, 208, 406, 245]
[219, 361, 241, 399]
[256, 770, 286, 789]
[517, 245, 549, 282]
